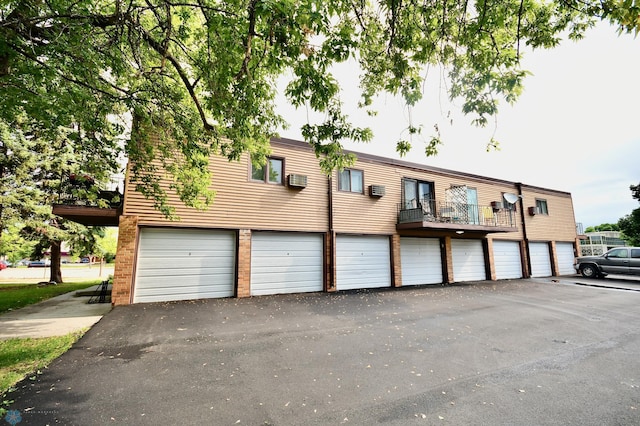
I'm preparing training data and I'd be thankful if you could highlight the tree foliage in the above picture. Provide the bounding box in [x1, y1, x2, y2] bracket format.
[630, 182, 640, 201]
[2, 0, 638, 215]
[618, 182, 640, 246]
[584, 223, 620, 233]
[0, 116, 119, 281]
[618, 210, 640, 246]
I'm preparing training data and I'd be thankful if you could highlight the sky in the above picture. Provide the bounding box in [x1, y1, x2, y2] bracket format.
[275, 23, 640, 229]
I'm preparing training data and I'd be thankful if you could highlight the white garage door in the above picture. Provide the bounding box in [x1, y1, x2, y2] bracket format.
[400, 238, 443, 286]
[493, 240, 523, 280]
[529, 242, 552, 277]
[556, 242, 576, 275]
[251, 232, 324, 296]
[336, 235, 391, 290]
[134, 228, 236, 303]
[451, 239, 486, 282]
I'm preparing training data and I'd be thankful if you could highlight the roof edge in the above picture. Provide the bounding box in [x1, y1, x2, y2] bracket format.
[270, 137, 572, 197]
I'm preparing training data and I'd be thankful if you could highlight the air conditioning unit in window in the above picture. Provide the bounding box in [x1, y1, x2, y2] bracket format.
[287, 174, 307, 188]
[528, 206, 540, 216]
[369, 185, 386, 197]
[491, 201, 503, 210]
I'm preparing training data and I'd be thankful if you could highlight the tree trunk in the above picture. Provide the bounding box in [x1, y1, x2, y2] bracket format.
[50, 240, 63, 283]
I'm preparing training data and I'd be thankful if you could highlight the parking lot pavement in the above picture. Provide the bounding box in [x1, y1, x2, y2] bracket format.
[560, 273, 640, 292]
[4, 279, 640, 425]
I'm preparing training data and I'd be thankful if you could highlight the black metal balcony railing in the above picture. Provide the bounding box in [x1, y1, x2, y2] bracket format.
[397, 199, 518, 229]
[56, 175, 124, 209]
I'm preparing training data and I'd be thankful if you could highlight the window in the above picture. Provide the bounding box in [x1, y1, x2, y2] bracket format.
[339, 169, 363, 193]
[251, 157, 283, 184]
[402, 178, 435, 211]
[535, 199, 549, 215]
[607, 248, 629, 258]
[631, 249, 640, 259]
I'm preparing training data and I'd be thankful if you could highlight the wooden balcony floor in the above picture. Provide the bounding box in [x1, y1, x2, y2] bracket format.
[52, 204, 121, 227]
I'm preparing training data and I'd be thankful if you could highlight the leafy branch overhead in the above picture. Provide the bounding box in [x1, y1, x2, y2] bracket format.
[1, 0, 637, 215]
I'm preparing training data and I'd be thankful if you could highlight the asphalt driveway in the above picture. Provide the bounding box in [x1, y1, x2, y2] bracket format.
[5, 278, 640, 425]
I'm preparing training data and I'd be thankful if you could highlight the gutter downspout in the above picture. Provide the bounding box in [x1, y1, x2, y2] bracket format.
[516, 182, 531, 278]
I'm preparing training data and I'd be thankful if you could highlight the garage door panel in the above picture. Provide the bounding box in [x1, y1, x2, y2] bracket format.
[138, 257, 234, 270]
[135, 228, 236, 303]
[251, 268, 322, 282]
[250, 264, 323, 273]
[529, 242, 552, 277]
[336, 236, 391, 290]
[493, 241, 523, 280]
[251, 232, 323, 296]
[250, 257, 321, 268]
[400, 238, 443, 286]
[452, 239, 486, 282]
[556, 243, 575, 275]
[137, 267, 235, 279]
[134, 287, 232, 303]
[135, 278, 230, 290]
[251, 280, 320, 293]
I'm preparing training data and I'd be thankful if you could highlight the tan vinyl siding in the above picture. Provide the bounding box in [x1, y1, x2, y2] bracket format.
[331, 156, 528, 238]
[520, 190, 577, 241]
[124, 143, 329, 232]
[332, 159, 400, 234]
[122, 137, 576, 242]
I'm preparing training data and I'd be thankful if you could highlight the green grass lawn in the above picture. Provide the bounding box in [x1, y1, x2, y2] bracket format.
[0, 281, 100, 315]
[0, 332, 85, 400]
[0, 281, 101, 413]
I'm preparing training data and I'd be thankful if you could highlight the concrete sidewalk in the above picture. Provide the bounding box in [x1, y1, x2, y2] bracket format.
[0, 286, 112, 339]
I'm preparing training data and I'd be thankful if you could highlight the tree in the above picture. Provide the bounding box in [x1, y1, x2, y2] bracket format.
[0, 224, 35, 265]
[0, 116, 119, 282]
[0, 118, 41, 234]
[618, 183, 640, 246]
[95, 228, 119, 263]
[631, 183, 640, 202]
[618, 210, 640, 246]
[2, 0, 639, 216]
[584, 223, 620, 233]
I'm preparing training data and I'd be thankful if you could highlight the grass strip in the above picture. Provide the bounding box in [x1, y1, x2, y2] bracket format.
[0, 281, 100, 315]
[0, 331, 85, 399]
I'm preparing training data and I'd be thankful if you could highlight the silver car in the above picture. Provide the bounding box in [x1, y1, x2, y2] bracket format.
[575, 247, 640, 278]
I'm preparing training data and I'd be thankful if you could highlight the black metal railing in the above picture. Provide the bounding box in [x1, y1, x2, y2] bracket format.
[56, 175, 124, 209]
[397, 199, 518, 228]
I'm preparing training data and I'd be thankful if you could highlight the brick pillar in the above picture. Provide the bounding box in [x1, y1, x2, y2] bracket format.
[520, 240, 531, 278]
[549, 241, 559, 276]
[237, 229, 252, 298]
[486, 238, 497, 281]
[391, 234, 402, 287]
[444, 236, 454, 283]
[575, 237, 582, 257]
[112, 215, 138, 306]
[326, 232, 337, 292]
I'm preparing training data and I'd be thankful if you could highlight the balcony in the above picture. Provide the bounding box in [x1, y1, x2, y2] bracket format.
[397, 200, 518, 233]
[52, 175, 123, 227]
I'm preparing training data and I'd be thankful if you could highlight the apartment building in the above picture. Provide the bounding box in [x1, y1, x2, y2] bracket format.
[109, 137, 579, 305]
